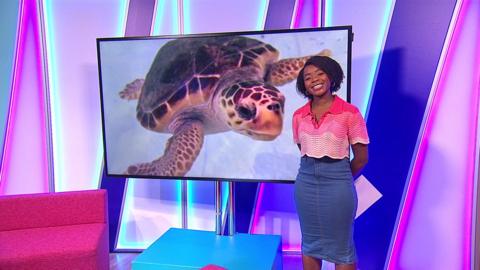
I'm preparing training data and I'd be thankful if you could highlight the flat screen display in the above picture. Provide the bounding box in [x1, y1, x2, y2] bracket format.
[97, 26, 352, 182]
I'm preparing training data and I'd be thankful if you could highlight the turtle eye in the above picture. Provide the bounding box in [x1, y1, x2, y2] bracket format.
[236, 105, 256, 120]
[267, 103, 281, 112]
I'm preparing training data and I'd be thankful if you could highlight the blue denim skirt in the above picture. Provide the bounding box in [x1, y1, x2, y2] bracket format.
[294, 155, 357, 264]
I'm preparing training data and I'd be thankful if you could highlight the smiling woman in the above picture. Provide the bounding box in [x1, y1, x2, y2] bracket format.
[296, 56, 344, 101]
[292, 56, 369, 270]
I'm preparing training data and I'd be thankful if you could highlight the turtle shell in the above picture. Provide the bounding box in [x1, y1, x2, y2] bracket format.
[136, 36, 278, 131]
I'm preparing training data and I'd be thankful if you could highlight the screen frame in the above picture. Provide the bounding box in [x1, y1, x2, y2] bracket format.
[96, 25, 353, 183]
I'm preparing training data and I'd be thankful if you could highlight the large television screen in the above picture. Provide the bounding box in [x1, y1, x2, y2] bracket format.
[97, 26, 352, 182]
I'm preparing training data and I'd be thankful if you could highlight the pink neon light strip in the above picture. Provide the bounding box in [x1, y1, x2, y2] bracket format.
[312, 0, 319, 27]
[282, 246, 302, 252]
[291, 0, 321, 28]
[464, 1, 480, 266]
[0, 0, 24, 192]
[386, 1, 469, 268]
[0, 0, 49, 194]
[291, 0, 304, 29]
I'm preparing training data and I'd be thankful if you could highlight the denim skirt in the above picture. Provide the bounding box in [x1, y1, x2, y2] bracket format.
[294, 155, 357, 264]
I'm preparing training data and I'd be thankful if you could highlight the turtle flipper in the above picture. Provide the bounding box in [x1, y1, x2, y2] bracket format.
[125, 121, 204, 177]
[266, 49, 332, 86]
[119, 78, 145, 100]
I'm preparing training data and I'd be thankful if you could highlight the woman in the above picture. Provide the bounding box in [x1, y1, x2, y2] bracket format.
[292, 56, 369, 270]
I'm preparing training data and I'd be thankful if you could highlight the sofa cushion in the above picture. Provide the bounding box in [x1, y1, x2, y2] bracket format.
[0, 223, 108, 270]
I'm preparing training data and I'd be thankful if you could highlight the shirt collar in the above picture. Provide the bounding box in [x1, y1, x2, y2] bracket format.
[299, 95, 344, 118]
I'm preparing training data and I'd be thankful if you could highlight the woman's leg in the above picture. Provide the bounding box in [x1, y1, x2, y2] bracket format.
[302, 254, 322, 270]
[335, 263, 356, 270]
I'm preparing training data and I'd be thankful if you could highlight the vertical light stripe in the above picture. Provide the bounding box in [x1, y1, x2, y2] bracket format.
[116, 180, 147, 249]
[38, 0, 55, 192]
[178, 0, 184, 34]
[460, 2, 479, 267]
[151, 0, 164, 35]
[312, 0, 319, 27]
[221, 181, 229, 231]
[250, 182, 265, 233]
[0, 0, 20, 173]
[289, 0, 300, 29]
[467, 76, 480, 267]
[0, 0, 22, 191]
[173, 0, 180, 34]
[323, 0, 331, 27]
[290, 0, 304, 29]
[43, 0, 128, 191]
[324, 0, 395, 117]
[363, 0, 395, 118]
[257, 0, 270, 30]
[319, 0, 325, 27]
[472, 66, 480, 269]
[121, 0, 130, 36]
[464, 2, 480, 267]
[42, 0, 61, 191]
[0, 0, 49, 195]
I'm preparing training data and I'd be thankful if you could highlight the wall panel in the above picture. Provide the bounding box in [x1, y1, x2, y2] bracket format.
[43, 0, 127, 191]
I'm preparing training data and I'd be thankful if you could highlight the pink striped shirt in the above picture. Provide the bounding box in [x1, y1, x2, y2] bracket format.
[292, 96, 369, 159]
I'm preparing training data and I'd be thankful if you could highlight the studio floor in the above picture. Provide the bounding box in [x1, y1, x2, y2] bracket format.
[109, 252, 303, 270]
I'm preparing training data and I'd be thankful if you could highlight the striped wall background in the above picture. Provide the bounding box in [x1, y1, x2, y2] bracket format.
[0, 0, 478, 269]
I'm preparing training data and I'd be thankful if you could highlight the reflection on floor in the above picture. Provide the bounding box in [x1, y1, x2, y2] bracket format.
[109, 252, 303, 270]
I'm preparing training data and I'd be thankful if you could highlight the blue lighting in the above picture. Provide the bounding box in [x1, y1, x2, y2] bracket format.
[325, 0, 395, 117]
[42, 0, 62, 190]
[182, 0, 189, 34]
[257, 0, 269, 30]
[43, 0, 129, 192]
[119, 0, 129, 36]
[324, 0, 332, 27]
[186, 180, 193, 227]
[222, 181, 229, 227]
[364, 0, 394, 118]
[152, 0, 165, 35]
[117, 179, 149, 249]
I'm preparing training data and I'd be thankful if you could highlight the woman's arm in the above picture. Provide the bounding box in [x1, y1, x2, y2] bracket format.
[351, 143, 368, 178]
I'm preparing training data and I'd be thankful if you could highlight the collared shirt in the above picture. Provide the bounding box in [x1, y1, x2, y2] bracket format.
[292, 95, 369, 159]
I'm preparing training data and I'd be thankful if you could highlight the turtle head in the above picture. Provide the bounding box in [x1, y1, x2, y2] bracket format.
[218, 81, 285, 141]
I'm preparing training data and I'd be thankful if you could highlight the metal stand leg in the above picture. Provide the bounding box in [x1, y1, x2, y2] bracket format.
[181, 180, 188, 228]
[228, 181, 235, 236]
[215, 181, 235, 236]
[215, 181, 222, 235]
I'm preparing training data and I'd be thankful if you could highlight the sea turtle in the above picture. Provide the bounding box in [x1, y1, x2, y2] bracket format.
[120, 35, 330, 177]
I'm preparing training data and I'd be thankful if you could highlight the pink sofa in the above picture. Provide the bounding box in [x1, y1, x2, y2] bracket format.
[0, 189, 109, 270]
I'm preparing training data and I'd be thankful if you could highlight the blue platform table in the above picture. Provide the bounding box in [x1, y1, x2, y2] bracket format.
[132, 228, 282, 270]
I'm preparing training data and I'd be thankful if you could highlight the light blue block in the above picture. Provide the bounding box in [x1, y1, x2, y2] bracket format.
[132, 228, 282, 270]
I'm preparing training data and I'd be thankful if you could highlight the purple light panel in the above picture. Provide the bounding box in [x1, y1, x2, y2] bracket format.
[291, 0, 321, 29]
[387, 0, 480, 268]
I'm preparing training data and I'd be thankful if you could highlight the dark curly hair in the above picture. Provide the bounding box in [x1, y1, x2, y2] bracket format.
[296, 56, 344, 99]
